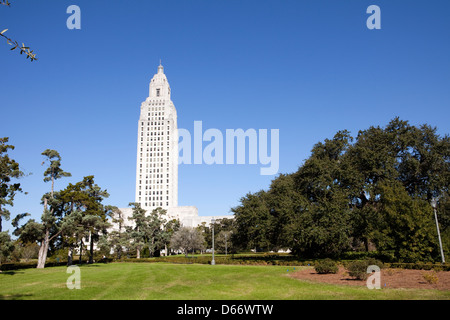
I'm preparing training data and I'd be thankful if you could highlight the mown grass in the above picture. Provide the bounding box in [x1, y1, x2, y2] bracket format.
[0, 262, 449, 300]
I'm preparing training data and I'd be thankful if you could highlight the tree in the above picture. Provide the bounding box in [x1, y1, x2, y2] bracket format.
[107, 206, 129, 259]
[437, 192, 450, 259]
[78, 176, 110, 264]
[127, 202, 148, 259]
[161, 218, 180, 256]
[0, 1, 37, 61]
[342, 118, 450, 255]
[198, 218, 235, 253]
[126, 204, 168, 258]
[197, 222, 212, 249]
[36, 149, 71, 268]
[0, 137, 24, 232]
[0, 231, 14, 265]
[394, 121, 449, 200]
[231, 191, 273, 252]
[215, 231, 232, 254]
[18, 241, 40, 262]
[146, 207, 167, 257]
[41, 149, 72, 197]
[170, 227, 206, 257]
[290, 130, 353, 257]
[266, 174, 304, 252]
[230, 118, 448, 262]
[285, 190, 351, 258]
[57, 180, 88, 266]
[56, 175, 110, 264]
[59, 209, 84, 266]
[371, 180, 438, 262]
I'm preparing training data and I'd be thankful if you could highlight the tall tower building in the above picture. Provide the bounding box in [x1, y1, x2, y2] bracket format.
[135, 63, 178, 210]
[106, 63, 232, 239]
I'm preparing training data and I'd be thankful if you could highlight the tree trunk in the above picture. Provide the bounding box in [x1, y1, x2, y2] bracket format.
[137, 247, 141, 259]
[164, 244, 168, 257]
[79, 241, 83, 264]
[150, 238, 154, 257]
[0, 205, 3, 232]
[89, 233, 94, 264]
[51, 171, 54, 197]
[37, 198, 50, 269]
[37, 229, 49, 269]
[364, 237, 369, 252]
[117, 245, 122, 259]
[67, 246, 74, 266]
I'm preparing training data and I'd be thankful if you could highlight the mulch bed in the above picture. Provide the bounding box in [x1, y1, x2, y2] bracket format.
[289, 267, 450, 290]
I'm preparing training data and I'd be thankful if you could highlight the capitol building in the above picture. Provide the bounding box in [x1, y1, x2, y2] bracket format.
[116, 63, 231, 229]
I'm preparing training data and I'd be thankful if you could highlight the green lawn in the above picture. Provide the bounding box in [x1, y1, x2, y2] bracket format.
[0, 262, 449, 300]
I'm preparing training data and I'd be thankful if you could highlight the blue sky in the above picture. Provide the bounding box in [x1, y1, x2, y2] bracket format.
[1, 0, 450, 234]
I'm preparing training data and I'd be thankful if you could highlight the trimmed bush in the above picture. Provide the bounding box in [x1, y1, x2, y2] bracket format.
[314, 259, 339, 274]
[347, 258, 383, 280]
[347, 260, 369, 280]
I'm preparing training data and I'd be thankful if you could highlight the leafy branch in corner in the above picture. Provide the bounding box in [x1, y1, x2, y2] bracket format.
[1, 0, 37, 61]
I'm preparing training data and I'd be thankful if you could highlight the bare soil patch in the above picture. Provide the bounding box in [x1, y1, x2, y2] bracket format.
[290, 267, 450, 290]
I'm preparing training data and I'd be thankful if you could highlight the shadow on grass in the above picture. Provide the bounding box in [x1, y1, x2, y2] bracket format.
[77, 263, 103, 268]
[0, 294, 33, 300]
[0, 271, 25, 276]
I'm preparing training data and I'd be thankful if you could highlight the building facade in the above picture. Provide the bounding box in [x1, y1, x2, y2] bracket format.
[135, 63, 178, 210]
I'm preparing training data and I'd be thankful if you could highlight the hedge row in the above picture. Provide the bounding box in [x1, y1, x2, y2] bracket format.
[0, 257, 102, 271]
[0, 260, 69, 271]
[116, 256, 450, 271]
[2, 256, 449, 272]
[384, 262, 450, 272]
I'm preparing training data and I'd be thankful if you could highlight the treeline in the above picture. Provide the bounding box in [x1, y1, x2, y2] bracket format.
[1, 117, 449, 266]
[0, 138, 235, 267]
[231, 118, 449, 263]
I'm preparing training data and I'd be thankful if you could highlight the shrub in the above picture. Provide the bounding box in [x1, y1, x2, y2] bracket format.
[422, 271, 439, 284]
[366, 258, 384, 269]
[347, 260, 368, 280]
[314, 259, 339, 274]
[347, 258, 383, 280]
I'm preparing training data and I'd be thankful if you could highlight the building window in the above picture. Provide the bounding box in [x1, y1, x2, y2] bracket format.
[156, 89, 160, 97]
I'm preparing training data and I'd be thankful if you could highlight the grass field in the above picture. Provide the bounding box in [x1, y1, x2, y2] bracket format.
[1, 262, 449, 300]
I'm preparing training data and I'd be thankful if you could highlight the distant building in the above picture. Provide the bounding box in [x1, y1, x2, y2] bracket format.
[116, 64, 231, 228]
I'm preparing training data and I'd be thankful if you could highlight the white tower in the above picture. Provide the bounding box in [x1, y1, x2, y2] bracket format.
[105, 63, 232, 238]
[135, 63, 178, 210]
